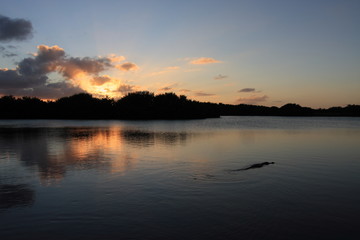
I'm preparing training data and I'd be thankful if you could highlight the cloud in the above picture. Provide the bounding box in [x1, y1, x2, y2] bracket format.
[194, 91, 216, 96]
[3, 52, 17, 57]
[0, 72, 82, 99]
[91, 75, 112, 86]
[16, 45, 126, 81]
[149, 70, 168, 76]
[17, 45, 125, 79]
[166, 66, 179, 70]
[214, 74, 228, 80]
[117, 84, 137, 95]
[0, 45, 17, 57]
[238, 88, 256, 93]
[0, 68, 47, 89]
[35, 45, 65, 62]
[149, 66, 179, 76]
[184, 68, 202, 72]
[159, 87, 172, 91]
[190, 57, 221, 65]
[60, 56, 112, 78]
[116, 62, 139, 71]
[0, 15, 33, 42]
[17, 82, 84, 99]
[0, 44, 137, 99]
[179, 89, 191, 93]
[236, 95, 268, 105]
[18, 45, 65, 76]
[107, 54, 125, 63]
[158, 83, 178, 92]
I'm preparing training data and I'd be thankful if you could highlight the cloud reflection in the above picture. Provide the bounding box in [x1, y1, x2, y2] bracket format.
[121, 130, 188, 148]
[0, 126, 195, 183]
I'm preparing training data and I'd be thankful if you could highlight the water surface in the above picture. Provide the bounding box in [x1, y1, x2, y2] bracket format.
[0, 117, 359, 240]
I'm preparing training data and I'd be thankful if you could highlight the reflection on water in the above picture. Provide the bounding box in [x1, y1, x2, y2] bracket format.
[121, 130, 188, 147]
[0, 127, 197, 184]
[0, 117, 359, 240]
[0, 184, 34, 209]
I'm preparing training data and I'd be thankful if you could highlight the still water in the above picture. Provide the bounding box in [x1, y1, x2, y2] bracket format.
[0, 117, 359, 240]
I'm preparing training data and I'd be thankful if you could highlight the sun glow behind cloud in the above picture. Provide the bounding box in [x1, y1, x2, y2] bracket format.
[76, 75, 115, 97]
[0, 44, 142, 99]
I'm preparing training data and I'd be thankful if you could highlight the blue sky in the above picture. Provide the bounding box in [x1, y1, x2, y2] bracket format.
[1, 0, 359, 107]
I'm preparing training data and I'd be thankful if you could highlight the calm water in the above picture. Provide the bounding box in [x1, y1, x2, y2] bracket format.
[0, 117, 359, 240]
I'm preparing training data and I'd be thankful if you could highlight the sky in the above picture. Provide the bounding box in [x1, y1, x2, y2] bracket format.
[0, 0, 359, 108]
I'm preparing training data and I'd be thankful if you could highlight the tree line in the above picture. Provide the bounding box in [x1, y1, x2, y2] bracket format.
[0, 92, 359, 119]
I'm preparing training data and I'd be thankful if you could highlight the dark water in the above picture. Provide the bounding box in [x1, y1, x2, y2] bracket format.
[0, 117, 359, 240]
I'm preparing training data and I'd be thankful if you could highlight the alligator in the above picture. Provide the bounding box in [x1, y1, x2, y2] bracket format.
[230, 161, 275, 171]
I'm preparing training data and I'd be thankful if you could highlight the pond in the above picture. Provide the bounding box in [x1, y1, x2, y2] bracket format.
[0, 117, 359, 240]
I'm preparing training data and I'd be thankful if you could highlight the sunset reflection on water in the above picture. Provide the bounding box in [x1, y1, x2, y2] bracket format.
[0, 126, 204, 184]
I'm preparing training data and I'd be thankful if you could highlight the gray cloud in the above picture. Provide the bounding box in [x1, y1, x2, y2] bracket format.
[60, 56, 112, 79]
[0, 45, 17, 57]
[0, 15, 33, 42]
[238, 88, 256, 93]
[17, 45, 65, 76]
[0, 64, 86, 99]
[26, 82, 85, 99]
[158, 84, 178, 92]
[0, 68, 47, 89]
[116, 62, 139, 71]
[17, 45, 115, 79]
[214, 74, 228, 80]
[159, 87, 172, 91]
[118, 84, 136, 95]
[3, 52, 17, 57]
[0, 81, 84, 99]
[194, 91, 215, 96]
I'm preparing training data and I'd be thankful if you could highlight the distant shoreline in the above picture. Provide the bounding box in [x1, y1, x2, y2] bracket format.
[1, 92, 359, 120]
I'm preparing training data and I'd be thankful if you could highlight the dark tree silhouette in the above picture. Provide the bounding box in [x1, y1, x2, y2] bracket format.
[0, 92, 359, 119]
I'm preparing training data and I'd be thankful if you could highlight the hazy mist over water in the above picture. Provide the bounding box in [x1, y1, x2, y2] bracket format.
[0, 117, 359, 240]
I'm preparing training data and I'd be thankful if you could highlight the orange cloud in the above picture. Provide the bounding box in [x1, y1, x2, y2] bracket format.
[91, 75, 112, 86]
[236, 95, 268, 105]
[179, 89, 191, 93]
[190, 57, 221, 65]
[36, 45, 65, 60]
[166, 66, 179, 70]
[107, 54, 126, 63]
[149, 70, 168, 76]
[149, 66, 180, 76]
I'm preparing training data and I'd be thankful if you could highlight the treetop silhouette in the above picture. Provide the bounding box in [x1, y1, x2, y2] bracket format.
[0, 92, 359, 119]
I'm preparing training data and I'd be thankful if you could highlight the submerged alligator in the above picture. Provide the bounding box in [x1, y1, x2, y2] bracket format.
[230, 162, 275, 171]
